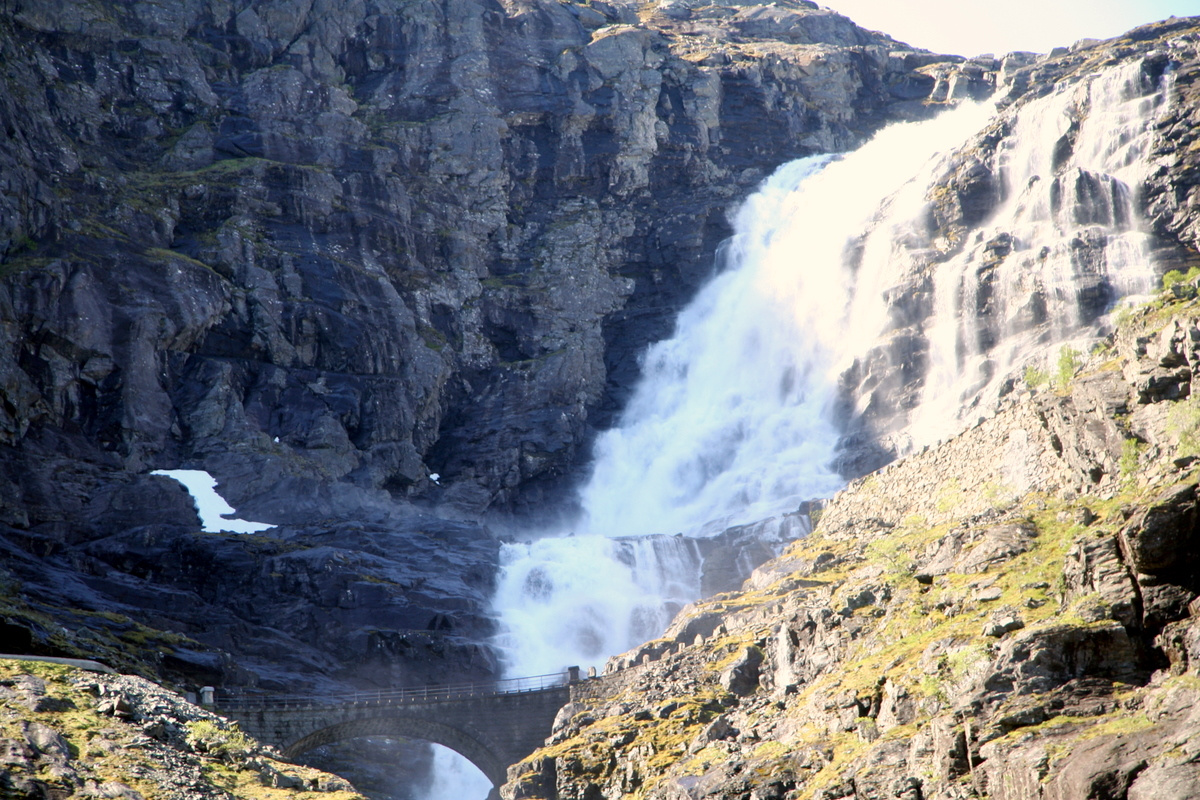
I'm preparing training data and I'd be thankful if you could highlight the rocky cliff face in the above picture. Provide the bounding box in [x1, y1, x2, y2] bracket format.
[0, 0, 967, 702]
[503, 273, 1200, 800]
[0, 0, 951, 525]
[0, 2, 984, 792]
[833, 17, 1200, 476]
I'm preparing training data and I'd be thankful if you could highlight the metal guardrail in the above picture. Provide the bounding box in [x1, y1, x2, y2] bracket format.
[215, 670, 572, 711]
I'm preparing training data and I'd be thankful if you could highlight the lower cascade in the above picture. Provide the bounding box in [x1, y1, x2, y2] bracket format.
[487, 51, 1175, 778]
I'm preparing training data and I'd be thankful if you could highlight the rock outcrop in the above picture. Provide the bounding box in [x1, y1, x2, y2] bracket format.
[0, 656, 364, 799]
[502, 277, 1200, 799]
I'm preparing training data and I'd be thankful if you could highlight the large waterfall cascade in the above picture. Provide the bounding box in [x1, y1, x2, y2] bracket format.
[418, 57, 1177, 800]
[491, 57, 1174, 682]
[491, 99, 1000, 679]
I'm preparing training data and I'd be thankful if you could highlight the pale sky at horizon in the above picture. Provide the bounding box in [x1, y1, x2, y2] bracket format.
[822, 0, 1199, 58]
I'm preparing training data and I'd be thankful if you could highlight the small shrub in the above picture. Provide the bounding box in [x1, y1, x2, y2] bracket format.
[1113, 302, 1137, 329]
[1161, 266, 1200, 291]
[185, 719, 252, 760]
[1023, 363, 1049, 389]
[866, 536, 915, 577]
[1055, 346, 1082, 389]
[981, 481, 1014, 509]
[945, 643, 992, 680]
[1119, 438, 1144, 482]
[919, 673, 946, 703]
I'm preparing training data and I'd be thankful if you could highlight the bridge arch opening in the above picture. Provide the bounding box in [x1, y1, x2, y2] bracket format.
[282, 716, 509, 788]
[426, 744, 492, 800]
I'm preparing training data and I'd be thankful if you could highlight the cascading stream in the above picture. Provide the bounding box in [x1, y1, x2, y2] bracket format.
[907, 59, 1170, 446]
[427, 57, 1175, 800]
[491, 99, 999, 679]
[491, 56, 1174, 682]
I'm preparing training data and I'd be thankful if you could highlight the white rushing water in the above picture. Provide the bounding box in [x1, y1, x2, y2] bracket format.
[907, 59, 1169, 445]
[424, 58, 1172, 800]
[491, 99, 999, 679]
[491, 56, 1174, 681]
[421, 745, 491, 800]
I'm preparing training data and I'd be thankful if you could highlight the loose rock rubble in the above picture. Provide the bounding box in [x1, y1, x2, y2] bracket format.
[0, 659, 362, 800]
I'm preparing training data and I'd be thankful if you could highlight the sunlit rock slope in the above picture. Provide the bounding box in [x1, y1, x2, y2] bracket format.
[0, 657, 364, 800]
[503, 276, 1200, 799]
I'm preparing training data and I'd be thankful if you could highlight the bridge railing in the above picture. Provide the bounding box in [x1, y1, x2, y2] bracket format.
[214, 670, 571, 711]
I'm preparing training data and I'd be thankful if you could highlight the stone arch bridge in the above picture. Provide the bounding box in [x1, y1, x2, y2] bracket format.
[217, 670, 579, 790]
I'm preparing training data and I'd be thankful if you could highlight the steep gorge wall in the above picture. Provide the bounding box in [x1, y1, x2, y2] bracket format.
[0, 0, 977, 709]
[0, 0, 952, 527]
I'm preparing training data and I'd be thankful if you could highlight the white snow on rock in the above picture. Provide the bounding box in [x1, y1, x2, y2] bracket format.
[150, 469, 275, 534]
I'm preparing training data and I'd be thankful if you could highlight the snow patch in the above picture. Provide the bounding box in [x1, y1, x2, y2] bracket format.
[150, 469, 275, 534]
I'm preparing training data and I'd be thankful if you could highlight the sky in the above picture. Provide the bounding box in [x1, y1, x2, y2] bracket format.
[822, 0, 1199, 58]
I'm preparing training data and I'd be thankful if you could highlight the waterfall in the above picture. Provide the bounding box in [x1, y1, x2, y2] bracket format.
[906, 59, 1170, 445]
[460, 56, 1174, 800]
[421, 745, 491, 800]
[488, 57, 1171, 683]
[491, 99, 999, 679]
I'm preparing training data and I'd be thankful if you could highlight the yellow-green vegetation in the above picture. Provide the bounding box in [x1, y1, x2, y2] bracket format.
[864, 534, 917, 578]
[1160, 265, 1200, 291]
[790, 730, 873, 800]
[639, 692, 728, 777]
[0, 588, 202, 681]
[1119, 437, 1146, 482]
[704, 637, 764, 674]
[986, 702, 1157, 761]
[738, 492, 1131, 799]
[0, 658, 363, 800]
[1055, 345, 1082, 390]
[1114, 277, 1200, 339]
[1023, 362, 1050, 389]
[523, 685, 730, 799]
[145, 246, 217, 273]
[0, 253, 55, 280]
[185, 718, 254, 760]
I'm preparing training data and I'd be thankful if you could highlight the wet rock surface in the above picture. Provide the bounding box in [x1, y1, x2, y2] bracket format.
[0, 0, 954, 527]
[0, 504, 501, 693]
[834, 18, 1200, 475]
